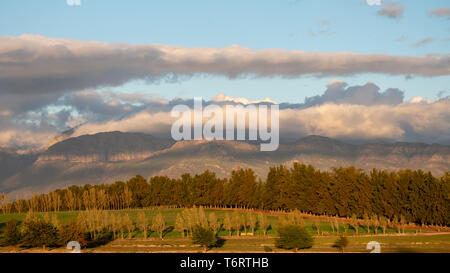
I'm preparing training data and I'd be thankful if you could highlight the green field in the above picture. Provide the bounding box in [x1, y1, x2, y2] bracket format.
[0, 208, 410, 237]
[87, 234, 450, 253]
[1, 208, 449, 253]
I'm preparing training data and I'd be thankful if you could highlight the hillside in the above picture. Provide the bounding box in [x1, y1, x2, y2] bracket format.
[0, 132, 448, 194]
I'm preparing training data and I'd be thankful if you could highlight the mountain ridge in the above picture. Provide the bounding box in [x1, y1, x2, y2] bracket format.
[0, 131, 448, 195]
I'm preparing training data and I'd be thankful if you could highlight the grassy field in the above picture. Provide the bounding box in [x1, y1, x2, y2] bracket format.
[89, 234, 450, 253]
[0, 208, 449, 253]
[0, 208, 411, 237]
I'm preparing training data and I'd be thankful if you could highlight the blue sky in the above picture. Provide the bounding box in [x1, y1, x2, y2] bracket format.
[1, 0, 449, 102]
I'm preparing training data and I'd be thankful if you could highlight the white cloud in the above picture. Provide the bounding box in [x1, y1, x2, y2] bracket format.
[64, 97, 450, 146]
[1, 90, 448, 151]
[409, 96, 432, 104]
[72, 111, 175, 139]
[57, 86, 448, 146]
[280, 100, 450, 143]
[212, 93, 278, 105]
[326, 78, 346, 88]
[366, 0, 382, 6]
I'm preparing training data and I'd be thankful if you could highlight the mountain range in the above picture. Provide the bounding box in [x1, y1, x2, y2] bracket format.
[0, 131, 449, 195]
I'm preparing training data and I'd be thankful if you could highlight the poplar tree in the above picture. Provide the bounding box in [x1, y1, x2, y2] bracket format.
[363, 214, 371, 234]
[258, 213, 270, 237]
[223, 213, 233, 236]
[110, 214, 119, 239]
[152, 213, 166, 239]
[400, 215, 407, 234]
[372, 214, 380, 234]
[137, 212, 149, 239]
[379, 216, 388, 234]
[312, 218, 320, 235]
[247, 213, 257, 235]
[330, 220, 335, 234]
[208, 213, 220, 235]
[350, 214, 359, 235]
[175, 213, 186, 237]
[123, 213, 134, 239]
[241, 215, 248, 234]
[232, 212, 241, 236]
[334, 220, 340, 235]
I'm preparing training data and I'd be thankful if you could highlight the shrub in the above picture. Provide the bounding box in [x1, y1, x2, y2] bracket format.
[275, 224, 313, 252]
[1, 219, 21, 246]
[20, 218, 59, 250]
[86, 230, 113, 248]
[58, 219, 88, 247]
[264, 246, 273, 252]
[333, 236, 349, 253]
[192, 225, 217, 253]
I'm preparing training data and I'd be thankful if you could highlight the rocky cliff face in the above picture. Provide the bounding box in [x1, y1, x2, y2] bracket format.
[0, 132, 448, 195]
[41, 131, 175, 162]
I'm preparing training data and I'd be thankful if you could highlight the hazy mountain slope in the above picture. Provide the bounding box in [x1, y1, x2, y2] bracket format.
[0, 148, 37, 184]
[355, 142, 449, 173]
[0, 140, 268, 194]
[0, 132, 448, 195]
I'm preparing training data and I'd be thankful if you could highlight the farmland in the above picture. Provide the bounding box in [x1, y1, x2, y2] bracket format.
[1, 208, 449, 253]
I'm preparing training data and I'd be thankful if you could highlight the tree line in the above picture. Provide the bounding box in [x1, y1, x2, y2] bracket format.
[1, 208, 396, 251]
[1, 163, 449, 226]
[0, 208, 295, 250]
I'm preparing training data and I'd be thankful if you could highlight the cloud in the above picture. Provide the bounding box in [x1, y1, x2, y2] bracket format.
[366, 0, 382, 6]
[0, 34, 448, 150]
[408, 96, 432, 104]
[300, 80, 404, 107]
[0, 92, 61, 116]
[308, 29, 336, 37]
[306, 20, 335, 38]
[63, 82, 447, 146]
[377, 2, 404, 19]
[279, 99, 450, 143]
[72, 111, 175, 139]
[0, 88, 172, 151]
[411, 37, 434, 48]
[212, 93, 278, 105]
[1, 34, 450, 97]
[429, 7, 450, 17]
[66, 94, 449, 145]
[326, 78, 346, 88]
[0, 83, 448, 151]
[57, 90, 147, 123]
[319, 19, 331, 25]
[0, 115, 59, 152]
[395, 35, 408, 42]
[0, 129, 56, 153]
[437, 89, 448, 99]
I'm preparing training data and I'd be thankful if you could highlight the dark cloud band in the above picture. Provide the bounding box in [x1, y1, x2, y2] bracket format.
[1, 35, 450, 95]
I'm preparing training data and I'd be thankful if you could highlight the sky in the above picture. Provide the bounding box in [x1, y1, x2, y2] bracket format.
[0, 0, 449, 151]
